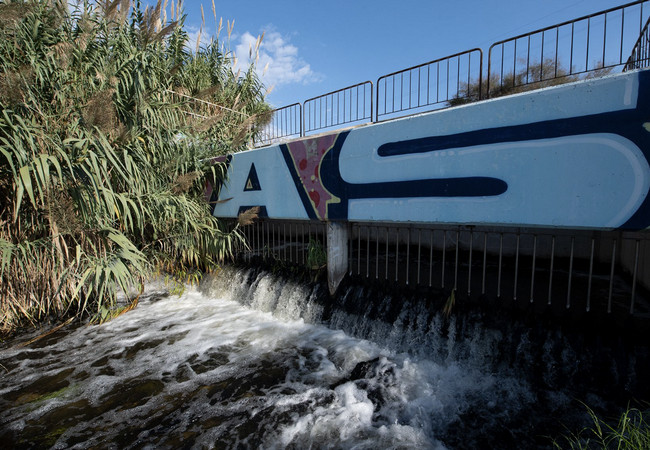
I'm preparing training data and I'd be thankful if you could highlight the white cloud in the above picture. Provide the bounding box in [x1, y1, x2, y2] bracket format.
[233, 29, 321, 90]
[185, 25, 206, 53]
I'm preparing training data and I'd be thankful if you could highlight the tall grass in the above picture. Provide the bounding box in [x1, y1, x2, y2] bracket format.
[0, 0, 271, 332]
[553, 405, 650, 449]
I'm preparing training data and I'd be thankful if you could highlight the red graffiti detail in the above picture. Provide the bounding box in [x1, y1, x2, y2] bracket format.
[309, 190, 320, 207]
[286, 134, 339, 219]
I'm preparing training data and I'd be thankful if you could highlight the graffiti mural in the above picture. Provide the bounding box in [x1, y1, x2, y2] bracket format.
[212, 69, 650, 230]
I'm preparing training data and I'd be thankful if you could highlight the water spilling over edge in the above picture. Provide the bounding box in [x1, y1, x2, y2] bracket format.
[0, 265, 647, 448]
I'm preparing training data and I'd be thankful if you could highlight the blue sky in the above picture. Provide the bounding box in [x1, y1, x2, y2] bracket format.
[145, 0, 635, 108]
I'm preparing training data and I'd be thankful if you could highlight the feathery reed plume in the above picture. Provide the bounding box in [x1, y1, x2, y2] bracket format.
[82, 89, 118, 135]
[237, 206, 260, 227]
[171, 171, 202, 194]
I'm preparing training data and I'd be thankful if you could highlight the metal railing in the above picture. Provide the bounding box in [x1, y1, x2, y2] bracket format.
[376, 49, 483, 121]
[625, 15, 650, 69]
[252, 0, 650, 147]
[487, 0, 649, 98]
[240, 218, 327, 267]
[303, 81, 373, 134]
[254, 103, 302, 146]
[238, 219, 650, 318]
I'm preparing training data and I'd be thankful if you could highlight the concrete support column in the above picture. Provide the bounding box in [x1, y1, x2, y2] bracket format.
[327, 221, 349, 295]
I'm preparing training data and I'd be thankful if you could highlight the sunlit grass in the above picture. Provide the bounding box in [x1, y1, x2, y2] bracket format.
[552, 405, 650, 449]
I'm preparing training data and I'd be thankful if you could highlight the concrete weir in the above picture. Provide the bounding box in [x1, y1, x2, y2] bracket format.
[211, 70, 650, 316]
[208, 3, 650, 322]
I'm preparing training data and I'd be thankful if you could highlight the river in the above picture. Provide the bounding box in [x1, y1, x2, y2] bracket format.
[0, 266, 646, 449]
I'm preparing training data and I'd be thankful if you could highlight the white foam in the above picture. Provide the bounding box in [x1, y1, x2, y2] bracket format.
[0, 282, 550, 448]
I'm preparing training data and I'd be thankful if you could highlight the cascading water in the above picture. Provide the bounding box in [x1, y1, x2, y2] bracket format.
[1, 265, 647, 449]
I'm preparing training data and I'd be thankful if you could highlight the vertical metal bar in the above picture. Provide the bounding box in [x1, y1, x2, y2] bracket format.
[302, 223, 305, 265]
[442, 231, 447, 289]
[514, 234, 520, 301]
[501, 44, 505, 89]
[641, 3, 644, 41]
[246, 224, 251, 261]
[283, 223, 287, 261]
[427, 64, 431, 104]
[244, 224, 249, 260]
[436, 62, 440, 103]
[264, 221, 273, 259]
[357, 225, 361, 275]
[408, 70, 412, 109]
[603, 13, 607, 66]
[570, 22, 575, 74]
[406, 228, 410, 285]
[256, 219, 260, 258]
[586, 17, 591, 71]
[539, 31, 545, 81]
[526, 36, 531, 84]
[497, 233, 503, 297]
[446, 59, 450, 101]
[292, 223, 296, 263]
[555, 26, 559, 78]
[456, 56, 461, 100]
[478, 49, 483, 100]
[259, 221, 263, 258]
[567, 236, 575, 309]
[586, 237, 596, 312]
[262, 221, 266, 259]
[376, 226, 379, 279]
[395, 228, 399, 282]
[607, 239, 617, 313]
[366, 226, 370, 278]
[530, 235, 537, 303]
[417, 229, 422, 286]
[400, 72, 404, 111]
[429, 230, 434, 288]
[392, 74, 395, 113]
[348, 223, 353, 276]
[349, 88, 352, 123]
[385, 227, 389, 280]
[548, 236, 555, 305]
[359, 85, 362, 120]
[630, 239, 640, 315]
[482, 233, 487, 295]
[454, 230, 459, 292]
[468, 231, 473, 296]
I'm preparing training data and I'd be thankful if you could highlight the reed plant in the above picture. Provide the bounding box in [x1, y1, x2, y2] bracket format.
[552, 405, 650, 449]
[0, 0, 271, 332]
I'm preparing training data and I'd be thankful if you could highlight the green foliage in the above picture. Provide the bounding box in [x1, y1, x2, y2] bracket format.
[0, 0, 271, 331]
[552, 404, 650, 449]
[306, 238, 326, 270]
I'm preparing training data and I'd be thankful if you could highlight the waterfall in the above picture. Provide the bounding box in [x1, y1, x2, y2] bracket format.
[0, 265, 647, 449]
[204, 264, 650, 406]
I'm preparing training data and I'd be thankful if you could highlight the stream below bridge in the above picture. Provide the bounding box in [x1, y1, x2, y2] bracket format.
[1, 265, 648, 449]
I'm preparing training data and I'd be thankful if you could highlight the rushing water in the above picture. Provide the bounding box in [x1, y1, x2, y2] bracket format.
[0, 266, 647, 449]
